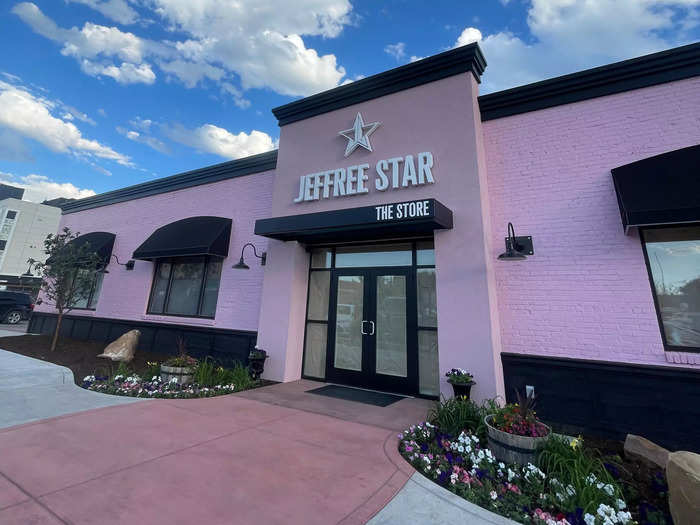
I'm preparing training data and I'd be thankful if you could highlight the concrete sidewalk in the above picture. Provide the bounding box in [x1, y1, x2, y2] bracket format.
[0, 349, 143, 429]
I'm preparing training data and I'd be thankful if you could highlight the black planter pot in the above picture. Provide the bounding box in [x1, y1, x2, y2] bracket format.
[449, 381, 474, 399]
[248, 355, 267, 380]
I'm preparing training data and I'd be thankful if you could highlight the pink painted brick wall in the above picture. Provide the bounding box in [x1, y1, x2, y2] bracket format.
[483, 77, 700, 367]
[37, 171, 275, 332]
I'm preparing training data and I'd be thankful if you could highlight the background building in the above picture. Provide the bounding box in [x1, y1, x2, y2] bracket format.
[0, 194, 62, 295]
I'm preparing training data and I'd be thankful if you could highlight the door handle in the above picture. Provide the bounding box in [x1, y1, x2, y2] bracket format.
[368, 321, 375, 336]
[361, 320, 368, 335]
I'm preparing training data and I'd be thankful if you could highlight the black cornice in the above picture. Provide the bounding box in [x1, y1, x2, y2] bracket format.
[61, 150, 278, 214]
[478, 42, 700, 121]
[272, 43, 486, 126]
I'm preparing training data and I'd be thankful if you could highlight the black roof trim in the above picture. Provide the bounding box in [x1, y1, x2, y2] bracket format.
[61, 150, 278, 214]
[479, 42, 700, 121]
[272, 43, 486, 126]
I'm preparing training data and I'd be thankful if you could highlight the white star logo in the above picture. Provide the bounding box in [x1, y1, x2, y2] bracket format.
[339, 113, 381, 157]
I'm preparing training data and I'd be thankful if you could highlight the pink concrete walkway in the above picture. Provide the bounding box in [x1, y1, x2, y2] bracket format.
[0, 389, 426, 525]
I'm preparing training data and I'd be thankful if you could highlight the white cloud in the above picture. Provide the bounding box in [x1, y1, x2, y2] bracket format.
[456, 0, 700, 93]
[80, 60, 156, 84]
[116, 126, 169, 153]
[163, 123, 276, 159]
[384, 42, 406, 61]
[66, 0, 139, 25]
[15, 0, 353, 97]
[220, 82, 251, 109]
[0, 79, 131, 166]
[0, 172, 96, 202]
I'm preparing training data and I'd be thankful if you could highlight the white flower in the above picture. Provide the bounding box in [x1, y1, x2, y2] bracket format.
[507, 469, 516, 482]
[83, 375, 95, 382]
[603, 484, 615, 496]
[498, 462, 505, 469]
[489, 490, 497, 500]
[616, 511, 632, 523]
[169, 377, 179, 384]
[584, 514, 596, 525]
[458, 445, 464, 453]
[616, 499, 626, 510]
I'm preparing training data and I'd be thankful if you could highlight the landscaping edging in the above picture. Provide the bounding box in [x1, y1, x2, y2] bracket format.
[371, 471, 520, 525]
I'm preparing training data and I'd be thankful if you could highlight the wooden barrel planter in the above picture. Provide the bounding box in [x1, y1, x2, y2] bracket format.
[160, 365, 194, 385]
[484, 414, 551, 466]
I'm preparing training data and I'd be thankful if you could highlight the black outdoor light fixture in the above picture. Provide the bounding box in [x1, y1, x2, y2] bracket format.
[233, 243, 267, 269]
[21, 264, 34, 278]
[497, 222, 534, 261]
[99, 254, 135, 273]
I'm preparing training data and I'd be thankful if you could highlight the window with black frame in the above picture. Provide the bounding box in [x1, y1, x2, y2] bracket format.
[643, 225, 700, 351]
[72, 269, 104, 310]
[147, 256, 222, 318]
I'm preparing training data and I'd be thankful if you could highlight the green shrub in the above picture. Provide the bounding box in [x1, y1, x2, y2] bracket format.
[193, 358, 217, 387]
[228, 363, 254, 390]
[145, 361, 160, 380]
[537, 434, 623, 514]
[428, 396, 498, 443]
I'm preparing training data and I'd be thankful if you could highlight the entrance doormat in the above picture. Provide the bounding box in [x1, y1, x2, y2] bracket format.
[307, 384, 405, 407]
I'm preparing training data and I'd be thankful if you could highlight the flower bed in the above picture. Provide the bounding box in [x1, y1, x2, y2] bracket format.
[83, 374, 241, 399]
[399, 421, 634, 525]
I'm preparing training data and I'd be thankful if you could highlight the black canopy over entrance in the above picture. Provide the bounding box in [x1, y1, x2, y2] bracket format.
[254, 198, 453, 244]
[612, 144, 700, 233]
[133, 216, 232, 260]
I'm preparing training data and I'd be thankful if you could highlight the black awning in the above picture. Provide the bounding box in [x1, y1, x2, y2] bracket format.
[132, 216, 232, 260]
[47, 231, 115, 267]
[255, 199, 453, 244]
[612, 144, 700, 233]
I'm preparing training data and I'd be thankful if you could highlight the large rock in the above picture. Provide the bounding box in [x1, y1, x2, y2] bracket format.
[667, 451, 700, 525]
[97, 330, 140, 362]
[624, 434, 669, 469]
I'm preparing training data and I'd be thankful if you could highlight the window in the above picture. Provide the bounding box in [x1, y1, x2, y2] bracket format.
[147, 256, 222, 318]
[0, 240, 6, 251]
[5, 211, 16, 220]
[72, 269, 104, 310]
[643, 225, 700, 351]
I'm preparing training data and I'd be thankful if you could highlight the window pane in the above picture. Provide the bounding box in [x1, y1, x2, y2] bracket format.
[88, 272, 104, 309]
[335, 244, 412, 268]
[200, 260, 222, 318]
[307, 271, 330, 321]
[418, 330, 439, 396]
[148, 262, 171, 314]
[166, 258, 205, 316]
[417, 268, 438, 327]
[72, 269, 92, 308]
[303, 322, 327, 378]
[416, 240, 435, 266]
[311, 248, 332, 269]
[376, 275, 407, 377]
[334, 275, 363, 371]
[645, 226, 700, 348]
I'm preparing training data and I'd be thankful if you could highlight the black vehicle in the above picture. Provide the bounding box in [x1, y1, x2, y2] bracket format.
[0, 291, 34, 324]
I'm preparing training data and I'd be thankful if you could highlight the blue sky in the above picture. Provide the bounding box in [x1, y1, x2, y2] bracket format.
[0, 0, 698, 202]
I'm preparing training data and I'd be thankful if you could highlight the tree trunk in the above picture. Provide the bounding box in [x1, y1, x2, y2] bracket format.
[50, 312, 63, 352]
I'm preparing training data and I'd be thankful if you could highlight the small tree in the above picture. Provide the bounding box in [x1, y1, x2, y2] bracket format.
[28, 227, 104, 352]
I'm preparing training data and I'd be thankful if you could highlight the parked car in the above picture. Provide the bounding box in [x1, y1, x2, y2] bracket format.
[0, 291, 34, 324]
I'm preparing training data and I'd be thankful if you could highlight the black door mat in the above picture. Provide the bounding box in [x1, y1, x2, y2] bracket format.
[307, 384, 405, 407]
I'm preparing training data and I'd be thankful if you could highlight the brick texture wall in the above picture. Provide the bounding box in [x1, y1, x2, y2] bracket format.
[483, 77, 700, 367]
[37, 170, 275, 333]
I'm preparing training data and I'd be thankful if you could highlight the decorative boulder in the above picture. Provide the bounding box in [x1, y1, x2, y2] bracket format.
[624, 434, 669, 470]
[667, 451, 700, 525]
[97, 330, 140, 362]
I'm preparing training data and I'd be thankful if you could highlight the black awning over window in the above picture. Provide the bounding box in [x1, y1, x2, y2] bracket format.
[47, 231, 115, 267]
[612, 144, 700, 233]
[132, 216, 232, 260]
[254, 199, 453, 244]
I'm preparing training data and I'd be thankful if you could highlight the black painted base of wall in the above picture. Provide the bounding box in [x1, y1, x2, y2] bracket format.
[502, 353, 700, 452]
[28, 312, 257, 366]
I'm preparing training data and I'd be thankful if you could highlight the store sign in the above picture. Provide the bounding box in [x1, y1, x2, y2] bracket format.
[293, 112, 435, 203]
[375, 200, 431, 221]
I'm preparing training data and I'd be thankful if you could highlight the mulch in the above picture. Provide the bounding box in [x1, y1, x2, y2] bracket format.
[0, 335, 170, 385]
[583, 434, 673, 525]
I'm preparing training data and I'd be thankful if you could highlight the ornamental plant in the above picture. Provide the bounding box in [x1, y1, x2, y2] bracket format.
[492, 390, 549, 438]
[445, 368, 474, 385]
[398, 423, 632, 525]
[163, 336, 198, 368]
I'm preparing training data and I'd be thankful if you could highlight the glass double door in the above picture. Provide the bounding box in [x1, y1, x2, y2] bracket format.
[326, 267, 417, 395]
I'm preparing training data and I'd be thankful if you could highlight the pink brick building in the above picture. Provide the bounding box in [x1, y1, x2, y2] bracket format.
[31, 42, 700, 449]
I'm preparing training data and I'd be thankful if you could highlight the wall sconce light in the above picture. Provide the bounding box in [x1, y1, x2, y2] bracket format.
[233, 243, 267, 270]
[498, 222, 534, 261]
[99, 255, 136, 273]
